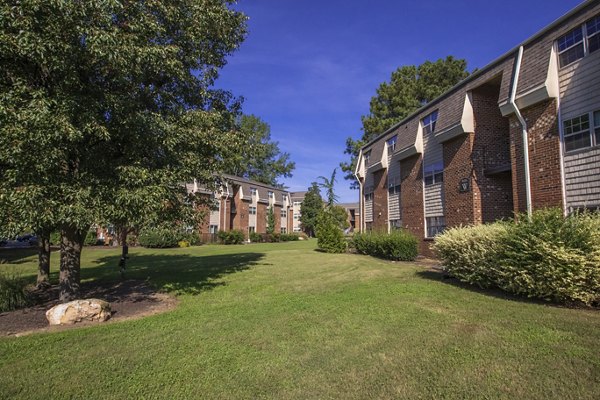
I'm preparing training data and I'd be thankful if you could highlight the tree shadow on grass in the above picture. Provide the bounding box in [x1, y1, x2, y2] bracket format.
[0, 248, 38, 264]
[82, 252, 265, 296]
[415, 269, 567, 308]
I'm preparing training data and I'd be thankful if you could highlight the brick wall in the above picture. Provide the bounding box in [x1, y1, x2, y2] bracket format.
[510, 99, 563, 213]
[231, 189, 249, 238]
[443, 133, 477, 227]
[400, 155, 431, 256]
[372, 169, 388, 231]
[274, 205, 282, 232]
[471, 85, 514, 223]
[257, 203, 267, 233]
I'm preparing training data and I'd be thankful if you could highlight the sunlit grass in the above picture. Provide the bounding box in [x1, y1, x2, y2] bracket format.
[1, 240, 599, 399]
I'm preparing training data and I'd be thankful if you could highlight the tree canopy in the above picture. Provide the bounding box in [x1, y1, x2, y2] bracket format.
[299, 183, 323, 238]
[0, 0, 248, 301]
[340, 56, 470, 187]
[226, 114, 295, 187]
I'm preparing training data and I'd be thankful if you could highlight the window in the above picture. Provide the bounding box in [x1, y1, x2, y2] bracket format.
[364, 150, 371, 166]
[281, 227, 287, 234]
[249, 226, 255, 234]
[562, 110, 600, 152]
[424, 162, 444, 186]
[587, 15, 600, 53]
[250, 187, 257, 196]
[281, 210, 287, 218]
[364, 193, 374, 201]
[268, 191, 274, 201]
[293, 227, 301, 232]
[557, 14, 600, 67]
[209, 225, 218, 234]
[388, 184, 400, 195]
[422, 110, 438, 135]
[558, 26, 584, 67]
[293, 213, 300, 220]
[293, 201, 301, 208]
[386, 136, 397, 153]
[249, 206, 257, 215]
[390, 219, 402, 230]
[426, 216, 446, 238]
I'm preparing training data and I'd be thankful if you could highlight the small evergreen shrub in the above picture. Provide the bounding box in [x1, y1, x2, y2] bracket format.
[0, 272, 33, 313]
[434, 209, 600, 305]
[249, 232, 263, 243]
[84, 230, 98, 246]
[353, 230, 418, 261]
[316, 211, 346, 253]
[217, 230, 245, 245]
[279, 233, 299, 241]
[270, 233, 281, 242]
[138, 228, 180, 248]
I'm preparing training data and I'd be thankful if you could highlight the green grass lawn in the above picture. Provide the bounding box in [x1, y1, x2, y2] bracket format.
[1, 240, 599, 399]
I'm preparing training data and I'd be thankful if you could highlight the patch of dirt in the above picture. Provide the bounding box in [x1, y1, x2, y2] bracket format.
[0, 280, 178, 337]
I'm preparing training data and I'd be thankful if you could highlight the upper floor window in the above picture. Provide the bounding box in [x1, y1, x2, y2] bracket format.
[422, 110, 438, 135]
[268, 191, 274, 200]
[281, 210, 287, 218]
[364, 192, 374, 202]
[558, 14, 600, 68]
[293, 201, 301, 207]
[386, 136, 397, 153]
[424, 162, 444, 186]
[363, 150, 371, 166]
[249, 206, 257, 215]
[563, 110, 600, 152]
[250, 187, 257, 196]
[388, 185, 400, 195]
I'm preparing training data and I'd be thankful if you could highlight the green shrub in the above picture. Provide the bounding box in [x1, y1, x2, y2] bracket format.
[0, 272, 33, 313]
[316, 211, 346, 253]
[353, 229, 418, 261]
[433, 222, 509, 288]
[249, 232, 263, 243]
[280, 233, 299, 242]
[84, 230, 98, 246]
[138, 228, 180, 248]
[217, 230, 245, 245]
[270, 233, 281, 242]
[434, 209, 600, 305]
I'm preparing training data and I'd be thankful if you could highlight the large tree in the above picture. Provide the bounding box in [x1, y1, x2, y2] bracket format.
[299, 183, 324, 238]
[341, 56, 470, 187]
[226, 114, 295, 187]
[0, 0, 247, 301]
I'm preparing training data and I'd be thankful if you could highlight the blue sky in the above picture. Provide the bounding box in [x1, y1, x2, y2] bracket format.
[216, 0, 583, 202]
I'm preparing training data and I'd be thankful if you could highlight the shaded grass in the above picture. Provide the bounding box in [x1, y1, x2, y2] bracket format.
[1, 240, 599, 399]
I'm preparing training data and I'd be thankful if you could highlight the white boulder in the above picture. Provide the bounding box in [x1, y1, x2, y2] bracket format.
[46, 299, 111, 325]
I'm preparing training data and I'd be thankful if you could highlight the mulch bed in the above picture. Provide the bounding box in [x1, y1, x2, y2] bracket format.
[0, 280, 177, 337]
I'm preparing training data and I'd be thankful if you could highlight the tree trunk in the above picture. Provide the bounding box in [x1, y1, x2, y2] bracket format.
[59, 225, 85, 302]
[36, 229, 51, 289]
[118, 228, 129, 279]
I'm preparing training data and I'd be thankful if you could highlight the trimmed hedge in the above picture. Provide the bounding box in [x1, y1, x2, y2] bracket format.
[138, 228, 181, 248]
[434, 209, 600, 305]
[217, 230, 244, 245]
[249, 232, 300, 243]
[353, 230, 418, 261]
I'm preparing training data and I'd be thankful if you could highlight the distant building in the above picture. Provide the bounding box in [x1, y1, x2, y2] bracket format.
[289, 191, 307, 233]
[336, 203, 360, 232]
[355, 2, 600, 256]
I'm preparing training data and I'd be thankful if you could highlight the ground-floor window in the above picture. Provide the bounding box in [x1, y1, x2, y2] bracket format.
[293, 227, 301, 232]
[209, 225, 218, 234]
[249, 226, 256, 234]
[365, 222, 373, 232]
[281, 227, 287, 234]
[389, 219, 402, 230]
[426, 216, 446, 238]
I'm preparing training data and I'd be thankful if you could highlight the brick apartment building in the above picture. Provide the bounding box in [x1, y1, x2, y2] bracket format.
[190, 175, 307, 240]
[355, 1, 600, 255]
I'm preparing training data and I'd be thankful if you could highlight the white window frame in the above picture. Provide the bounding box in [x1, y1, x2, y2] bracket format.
[249, 226, 255, 234]
[209, 225, 218, 234]
[389, 219, 402, 230]
[249, 206, 257, 215]
[364, 150, 371, 166]
[250, 187, 258, 197]
[281, 209, 287, 218]
[281, 227, 287, 234]
[424, 162, 444, 186]
[386, 136, 397, 153]
[422, 110, 438, 135]
[557, 14, 600, 68]
[268, 191, 274, 200]
[563, 110, 600, 153]
[426, 216, 446, 238]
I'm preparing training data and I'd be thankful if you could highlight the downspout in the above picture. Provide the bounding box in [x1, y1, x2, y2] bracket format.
[508, 46, 532, 220]
[354, 171, 364, 233]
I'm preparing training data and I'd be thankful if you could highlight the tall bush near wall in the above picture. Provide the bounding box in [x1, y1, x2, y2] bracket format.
[353, 230, 418, 261]
[433, 223, 509, 288]
[434, 209, 600, 305]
